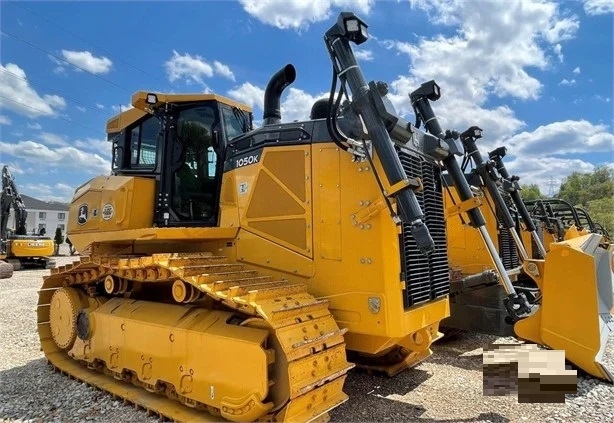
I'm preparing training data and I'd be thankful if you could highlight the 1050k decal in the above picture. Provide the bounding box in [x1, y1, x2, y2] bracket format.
[235, 154, 260, 168]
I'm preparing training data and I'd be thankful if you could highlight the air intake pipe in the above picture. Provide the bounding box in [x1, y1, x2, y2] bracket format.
[263, 64, 296, 125]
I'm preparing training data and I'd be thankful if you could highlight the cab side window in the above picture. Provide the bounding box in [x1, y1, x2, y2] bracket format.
[130, 116, 160, 167]
[222, 106, 248, 140]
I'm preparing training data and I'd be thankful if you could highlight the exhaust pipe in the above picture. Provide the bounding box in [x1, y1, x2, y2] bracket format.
[263, 64, 296, 125]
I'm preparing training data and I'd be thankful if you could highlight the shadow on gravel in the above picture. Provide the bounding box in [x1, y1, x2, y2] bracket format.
[330, 366, 507, 422]
[330, 383, 510, 422]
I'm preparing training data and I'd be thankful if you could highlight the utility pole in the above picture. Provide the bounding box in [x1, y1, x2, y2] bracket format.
[547, 177, 558, 197]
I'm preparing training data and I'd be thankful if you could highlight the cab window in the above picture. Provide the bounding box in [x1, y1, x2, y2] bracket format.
[130, 116, 159, 167]
[222, 106, 248, 140]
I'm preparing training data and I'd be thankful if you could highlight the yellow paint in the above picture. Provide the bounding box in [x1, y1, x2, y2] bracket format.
[443, 184, 500, 275]
[7, 238, 54, 257]
[514, 235, 612, 380]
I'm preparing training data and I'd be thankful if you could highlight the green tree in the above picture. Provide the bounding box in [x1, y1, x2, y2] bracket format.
[585, 197, 614, 234]
[557, 166, 614, 206]
[54, 227, 64, 256]
[519, 183, 542, 201]
[557, 166, 614, 232]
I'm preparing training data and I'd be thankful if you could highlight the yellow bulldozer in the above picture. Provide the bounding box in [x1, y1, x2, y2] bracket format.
[1, 165, 55, 274]
[36, 11, 613, 423]
[440, 136, 614, 382]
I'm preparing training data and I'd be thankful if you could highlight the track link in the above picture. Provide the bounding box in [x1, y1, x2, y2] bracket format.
[37, 252, 355, 423]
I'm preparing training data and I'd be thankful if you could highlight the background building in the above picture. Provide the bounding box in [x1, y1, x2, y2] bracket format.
[6, 194, 70, 236]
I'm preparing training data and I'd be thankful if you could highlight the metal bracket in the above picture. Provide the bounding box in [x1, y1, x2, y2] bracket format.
[445, 197, 483, 219]
[351, 198, 387, 225]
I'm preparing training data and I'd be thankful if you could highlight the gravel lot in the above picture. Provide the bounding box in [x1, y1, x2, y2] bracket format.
[1, 247, 612, 422]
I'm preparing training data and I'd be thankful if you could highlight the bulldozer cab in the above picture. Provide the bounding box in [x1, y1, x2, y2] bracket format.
[106, 92, 253, 227]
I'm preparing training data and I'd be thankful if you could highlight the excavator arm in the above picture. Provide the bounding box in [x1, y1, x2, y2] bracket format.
[1, 165, 54, 269]
[1, 165, 28, 238]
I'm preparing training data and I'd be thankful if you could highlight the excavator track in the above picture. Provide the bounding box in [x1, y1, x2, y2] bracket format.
[37, 252, 355, 423]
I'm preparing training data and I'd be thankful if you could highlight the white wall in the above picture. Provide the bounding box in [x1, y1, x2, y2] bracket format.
[7, 208, 70, 237]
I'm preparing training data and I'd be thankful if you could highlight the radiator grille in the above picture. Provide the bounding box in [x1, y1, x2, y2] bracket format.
[397, 150, 450, 308]
[497, 193, 520, 270]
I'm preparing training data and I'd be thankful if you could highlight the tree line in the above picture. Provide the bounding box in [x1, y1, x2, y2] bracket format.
[519, 166, 614, 232]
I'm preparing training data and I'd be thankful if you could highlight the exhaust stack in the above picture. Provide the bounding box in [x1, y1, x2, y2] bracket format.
[263, 64, 296, 125]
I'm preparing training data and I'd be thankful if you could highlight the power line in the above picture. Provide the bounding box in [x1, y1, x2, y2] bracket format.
[0, 28, 131, 94]
[0, 67, 110, 118]
[0, 94, 105, 136]
[7, 0, 170, 87]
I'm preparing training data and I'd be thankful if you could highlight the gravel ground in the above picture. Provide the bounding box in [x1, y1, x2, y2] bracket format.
[1, 246, 612, 422]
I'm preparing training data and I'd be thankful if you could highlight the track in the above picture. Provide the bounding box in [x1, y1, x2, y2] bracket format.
[36, 252, 355, 423]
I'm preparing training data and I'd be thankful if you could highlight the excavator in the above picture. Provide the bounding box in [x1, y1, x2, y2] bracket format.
[440, 136, 614, 381]
[1, 165, 55, 272]
[36, 11, 613, 423]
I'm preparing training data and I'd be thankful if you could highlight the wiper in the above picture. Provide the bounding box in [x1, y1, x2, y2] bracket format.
[232, 106, 250, 132]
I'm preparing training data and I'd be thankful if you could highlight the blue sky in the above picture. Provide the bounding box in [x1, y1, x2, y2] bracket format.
[0, 0, 612, 202]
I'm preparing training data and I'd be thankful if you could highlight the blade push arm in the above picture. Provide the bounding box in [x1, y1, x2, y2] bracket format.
[323, 13, 435, 255]
[488, 147, 547, 258]
[408, 83, 533, 322]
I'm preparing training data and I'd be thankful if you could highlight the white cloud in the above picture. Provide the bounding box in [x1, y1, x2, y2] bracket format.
[0, 63, 66, 118]
[553, 43, 564, 62]
[213, 61, 235, 81]
[559, 78, 576, 86]
[20, 182, 76, 203]
[74, 137, 112, 161]
[0, 115, 11, 125]
[27, 122, 42, 130]
[238, 0, 375, 30]
[96, 103, 105, 109]
[505, 120, 614, 156]
[39, 132, 69, 147]
[76, 105, 86, 112]
[228, 82, 327, 124]
[379, 0, 580, 143]
[60, 50, 113, 74]
[354, 49, 374, 61]
[573, 66, 581, 74]
[583, 0, 614, 15]
[164, 51, 235, 87]
[228, 82, 264, 109]
[0, 139, 109, 175]
[504, 156, 596, 195]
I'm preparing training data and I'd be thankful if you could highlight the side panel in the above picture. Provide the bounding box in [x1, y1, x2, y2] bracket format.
[444, 185, 500, 275]
[233, 146, 313, 258]
[67, 175, 156, 252]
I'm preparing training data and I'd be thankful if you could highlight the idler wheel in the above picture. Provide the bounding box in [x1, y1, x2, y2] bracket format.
[49, 287, 84, 350]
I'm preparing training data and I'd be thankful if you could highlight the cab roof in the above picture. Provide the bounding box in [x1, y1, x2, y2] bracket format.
[105, 91, 253, 135]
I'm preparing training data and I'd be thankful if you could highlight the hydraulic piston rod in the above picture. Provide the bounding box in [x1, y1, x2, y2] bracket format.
[324, 13, 435, 255]
[409, 81, 532, 320]
[459, 127, 529, 261]
[488, 147, 548, 259]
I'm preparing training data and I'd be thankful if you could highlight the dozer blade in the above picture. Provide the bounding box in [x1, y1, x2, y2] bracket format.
[514, 233, 614, 382]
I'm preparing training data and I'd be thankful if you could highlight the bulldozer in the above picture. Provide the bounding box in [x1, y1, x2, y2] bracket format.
[524, 197, 612, 248]
[440, 135, 614, 382]
[35, 11, 613, 423]
[1, 165, 55, 272]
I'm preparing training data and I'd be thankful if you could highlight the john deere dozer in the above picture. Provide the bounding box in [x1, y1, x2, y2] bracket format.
[36, 11, 613, 423]
[441, 131, 614, 382]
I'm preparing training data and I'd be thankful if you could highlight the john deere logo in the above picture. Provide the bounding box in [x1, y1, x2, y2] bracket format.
[77, 204, 88, 225]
